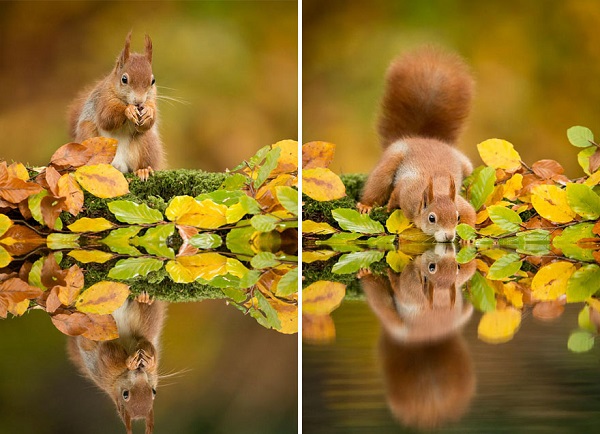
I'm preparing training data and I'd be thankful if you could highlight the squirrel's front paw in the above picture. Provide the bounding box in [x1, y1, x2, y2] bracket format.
[135, 166, 154, 181]
[137, 105, 155, 130]
[356, 202, 372, 214]
[125, 104, 139, 125]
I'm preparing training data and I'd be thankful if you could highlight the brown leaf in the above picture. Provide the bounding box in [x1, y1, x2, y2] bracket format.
[40, 195, 66, 229]
[533, 300, 565, 321]
[57, 265, 84, 306]
[0, 225, 45, 256]
[82, 137, 118, 165]
[45, 166, 62, 196]
[50, 142, 91, 169]
[18, 262, 33, 282]
[46, 287, 62, 313]
[81, 313, 119, 340]
[593, 221, 600, 236]
[302, 141, 336, 169]
[590, 148, 600, 174]
[50, 311, 92, 336]
[0, 277, 43, 316]
[593, 251, 600, 264]
[41, 253, 66, 289]
[57, 173, 84, 215]
[0, 162, 43, 204]
[532, 159, 565, 180]
[18, 199, 32, 219]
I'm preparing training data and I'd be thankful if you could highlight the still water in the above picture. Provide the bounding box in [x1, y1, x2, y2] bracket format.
[304, 296, 600, 434]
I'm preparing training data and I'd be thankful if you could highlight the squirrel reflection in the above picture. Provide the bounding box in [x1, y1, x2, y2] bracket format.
[359, 245, 476, 430]
[68, 293, 166, 434]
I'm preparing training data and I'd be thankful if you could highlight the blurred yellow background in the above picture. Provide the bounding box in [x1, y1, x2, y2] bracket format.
[0, 1, 298, 171]
[303, 0, 600, 178]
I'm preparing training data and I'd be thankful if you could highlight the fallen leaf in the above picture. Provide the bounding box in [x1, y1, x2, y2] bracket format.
[302, 281, 346, 315]
[74, 164, 129, 198]
[82, 137, 118, 165]
[0, 224, 45, 256]
[532, 159, 565, 179]
[75, 281, 130, 315]
[302, 141, 336, 169]
[81, 313, 119, 340]
[477, 139, 522, 172]
[302, 168, 346, 201]
[50, 311, 92, 336]
[50, 142, 91, 169]
[57, 173, 84, 215]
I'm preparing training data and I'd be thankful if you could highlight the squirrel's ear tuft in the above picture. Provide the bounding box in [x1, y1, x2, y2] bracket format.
[117, 31, 132, 68]
[145, 34, 153, 64]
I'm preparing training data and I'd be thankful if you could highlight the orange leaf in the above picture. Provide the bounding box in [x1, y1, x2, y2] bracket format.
[0, 277, 43, 318]
[532, 159, 565, 180]
[0, 162, 43, 204]
[50, 142, 91, 169]
[57, 173, 84, 215]
[0, 225, 45, 256]
[50, 311, 92, 336]
[45, 166, 62, 196]
[46, 287, 62, 313]
[74, 164, 129, 198]
[57, 265, 85, 306]
[302, 314, 336, 344]
[40, 195, 66, 229]
[82, 137, 119, 165]
[302, 141, 336, 169]
[81, 313, 119, 340]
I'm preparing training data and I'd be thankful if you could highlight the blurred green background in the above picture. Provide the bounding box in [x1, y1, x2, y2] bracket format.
[303, 0, 600, 178]
[0, 0, 298, 171]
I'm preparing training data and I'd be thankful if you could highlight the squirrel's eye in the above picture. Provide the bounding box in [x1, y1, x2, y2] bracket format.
[151, 76, 156, 86]
[152, 388, 157, 397]
[121, 74, 128, 85]
[122, 390, 130, 401]
[428, 213, 436, 223]
[457, 212, 461, 222]
[428, 263, 437, 273]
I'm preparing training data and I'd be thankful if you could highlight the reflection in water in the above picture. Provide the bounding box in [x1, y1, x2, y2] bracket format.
[359, 245, 476, 429]
[68, 294, 166, 434]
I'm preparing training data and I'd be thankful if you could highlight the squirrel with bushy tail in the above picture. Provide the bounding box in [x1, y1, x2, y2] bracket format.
[358, 47, 477, 242]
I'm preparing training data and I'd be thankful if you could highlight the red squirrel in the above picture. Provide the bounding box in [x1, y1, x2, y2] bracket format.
[68, 32, 165, 180]
[68, 294, 166, 434]
[357, 47, 477, 242]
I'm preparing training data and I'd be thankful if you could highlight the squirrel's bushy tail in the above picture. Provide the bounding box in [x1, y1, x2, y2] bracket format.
[378, 46, 474, 148]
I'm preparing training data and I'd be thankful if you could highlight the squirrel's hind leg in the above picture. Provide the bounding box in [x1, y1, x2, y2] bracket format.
[358, 149, 405, 213]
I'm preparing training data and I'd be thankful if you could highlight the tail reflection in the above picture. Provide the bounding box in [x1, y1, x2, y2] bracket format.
[360, 245, 476, 429]
[68, 293, 166, 434]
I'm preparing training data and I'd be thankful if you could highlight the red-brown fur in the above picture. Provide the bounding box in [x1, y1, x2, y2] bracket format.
[358, 47, 476, 241]
[68, 32, 164, 179]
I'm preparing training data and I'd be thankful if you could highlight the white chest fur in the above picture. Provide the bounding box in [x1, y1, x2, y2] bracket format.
[100, 127, 134, 173]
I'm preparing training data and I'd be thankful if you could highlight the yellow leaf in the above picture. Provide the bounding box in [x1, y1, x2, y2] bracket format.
[302, 281, 346, 315]
[481, 249, 508, 261]
[531, 184, 576, 223]
[478, 224, 508, 237]
[386, 250, 412, 272]
[68, 249, 115, 264]
[8, 298, 29, 316]
[57, 173, 84, 215]
[74, 164, 129, 198]
[302, 220, 337, 234]
[302, 168, 346, 201]
[477, 139, 522, 171]
[166, 253, 229, 283]
[584, 171, 600, 187]
[68, 217, 114, 233]
[386, 209, 413, 234]
[478, 308, 521, 344]
[272, 140, 298, 175]
[476, 209, 489, 224]
[226, 257, 250, 278]
[75, 281, 130, 314]
[302, 314, 336, 344]
[166, 197, 227, 229]
[485, 184, 505, 206]
[503, 173, 523, 200]
[8, 162, 30, 181]
[531, 261, 576, 301]
[302, 141, 336, 169]
[269, 295, 298, 334]
[501, 281, 523, 308]
[302, 250, 337, 263]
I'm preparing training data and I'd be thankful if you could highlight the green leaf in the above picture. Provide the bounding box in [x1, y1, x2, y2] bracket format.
[100, 226, 143, 256]
[0, 245, 11, 268]
[567, 264, 600, 302]
[552, 223, 595, 261]
[221, 173, 248, 190]
[566, 183, 600, 220]
[456, 223, 477, 240]
[251, 214, 279, 232]
[0, 214, 12, 237]
[189, 233, 223, 250]
[276, 267, 298, 296]
[567, 126, 595, 148]
[456, 246, 477, 264]
[469, 271, 497, 312]
[134, 224, 176, 258]
[487, 253, 522, 280]
[487, 205, 522, 232]
[28, 190, 49, 225]
[250, 291, 281, 330]
[108, 200, 163, 224]
[568, 330, 595, 353]
[469, 166, 496, 211]
[365, 234, 396, 247]
[331, 208, 384, 234]
[578, 306, 596, 333]
[47, 233, 80, 250]
[250, 252, 279, 269]
[28, 256, 45, 290]
[578, 146, 596, 176]
[317, 232, 363, 245]
[275, 186, 298, 215]
[196, 190, 245, 206]
[254, 147, 281, 188]
[107, 257, 164, 280]
[239, 270, 262, 289]
[226, 225, 256, 256]
[332, 250, 384, 274]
